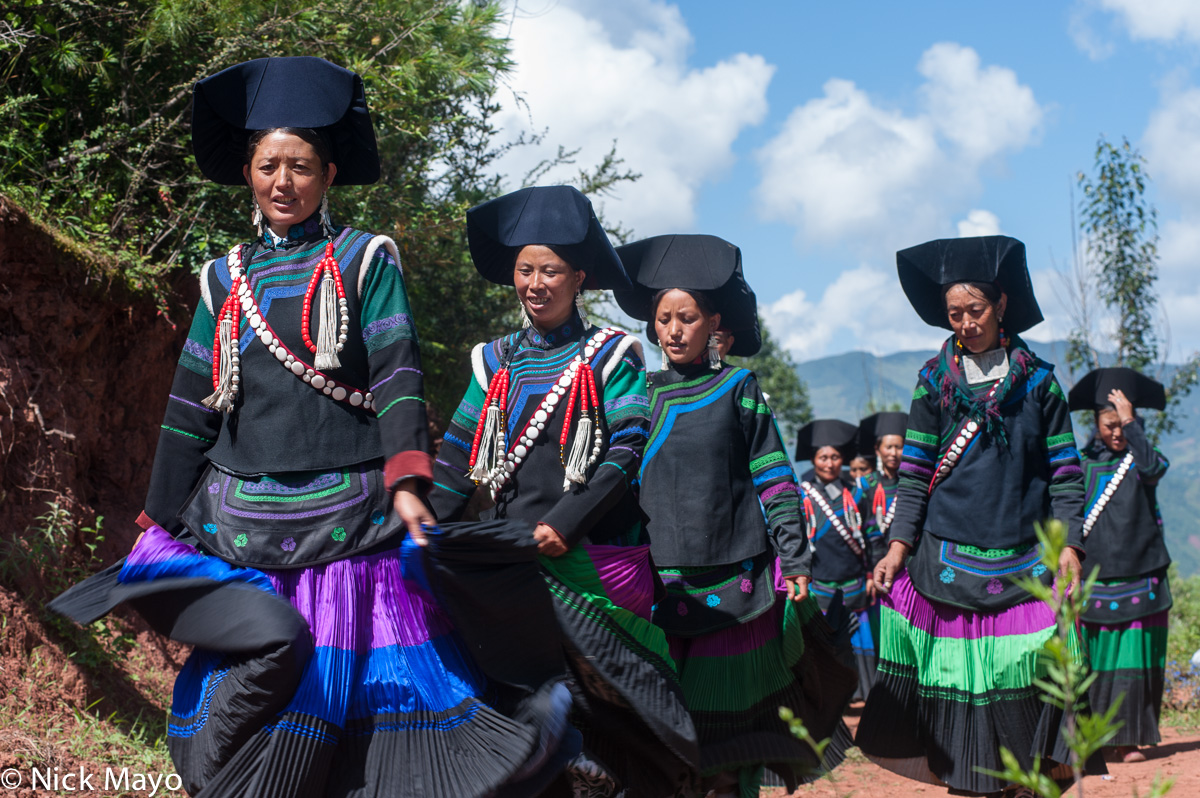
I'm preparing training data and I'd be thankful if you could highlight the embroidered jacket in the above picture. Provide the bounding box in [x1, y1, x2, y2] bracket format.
[429, 317, 649, 546]
[1081, 418, 1171, 579]
[638, 363, 809, 577]
[890, 356, 1085, 552]
[142, 225, 431, 535]
[802, 476, 879, 583]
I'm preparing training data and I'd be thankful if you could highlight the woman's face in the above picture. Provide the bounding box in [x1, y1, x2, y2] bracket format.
[513, 245, 586, 331]
[875, 434, 904, 475]
[813, 446, 843, 483]
[944, 284, 1008, 354]
[848, 456, 873, 479]
[1097, 408, 1127, 452]
[655, 289, 720, 366]
[243, 131, 336, 238]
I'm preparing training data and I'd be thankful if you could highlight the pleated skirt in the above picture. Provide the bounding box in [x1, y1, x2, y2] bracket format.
[1082, 610, 1168, 746]
[855, 571, 1106, 795]
[120, 527, 553, 798]
[663, 569, 857, 797]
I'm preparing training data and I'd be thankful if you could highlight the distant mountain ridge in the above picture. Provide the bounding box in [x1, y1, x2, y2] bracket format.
[795, 341, 1200, 576]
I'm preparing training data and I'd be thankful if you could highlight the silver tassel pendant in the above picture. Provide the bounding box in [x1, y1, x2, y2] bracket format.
[314, 270, 342, 370]
[563, 414, 592, 490]
[471, 404, 503, 482]
[520, 301, 532, 329]
[251, 196, 262, 229]
[707, 332, 721, 369]
[319, 192, 334, 237]
[660, 346, 669, 371]
[575, 291, 589, 329]
[202, 316, 237, 412]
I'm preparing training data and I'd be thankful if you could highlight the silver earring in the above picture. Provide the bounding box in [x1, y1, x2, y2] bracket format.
[519, 300, 531, 329]
[660, 346, 669, 371]
[707, 332, 721, 369]
[319, 192, 333, 237]
[250, 194, 262, 228]
[575, 291, 589, 328]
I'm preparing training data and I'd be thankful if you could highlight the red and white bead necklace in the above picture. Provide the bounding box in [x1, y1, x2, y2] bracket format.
[202, 244, 373, 412]
[467, 327, 616, 497]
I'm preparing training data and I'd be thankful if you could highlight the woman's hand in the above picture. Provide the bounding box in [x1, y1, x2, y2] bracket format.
[534, 523, 568, 557]
[393, 478, 435, 546]
[866, 575, 879, 604]
[784, 574, 810, 603]
[872, 540, 911, 596]
[1059, 546, 1082, 596]
[1108, 389, 1135, 425]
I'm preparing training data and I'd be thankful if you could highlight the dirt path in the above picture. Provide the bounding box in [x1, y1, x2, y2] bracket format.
[766, 715, 1200, 798]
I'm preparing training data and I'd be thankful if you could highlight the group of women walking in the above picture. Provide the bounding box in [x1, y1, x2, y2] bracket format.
[50, 56, 1174, 798]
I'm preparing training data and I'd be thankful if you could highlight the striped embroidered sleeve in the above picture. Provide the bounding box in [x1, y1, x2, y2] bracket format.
[541, 338, 649, 546]
[740, 375, 808, 577]
[888, 375, 941, 548]
[1122, 417, 1169, 484]
[428, 368, 488, 522]
[360, 247, 432, 490]
[142, 298, 225, 535]
[1042, 375, 1085, 550]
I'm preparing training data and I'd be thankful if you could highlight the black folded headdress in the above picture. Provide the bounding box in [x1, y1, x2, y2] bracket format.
[857, 412, 908, 455]
[1068, 367, 1166, 411]
[192, 56, 380, 186]
[466, 186, 629, 290]
[795, 419, 858, 463]
[613, 234, 761, 357]
[896, 235, 1043, 334]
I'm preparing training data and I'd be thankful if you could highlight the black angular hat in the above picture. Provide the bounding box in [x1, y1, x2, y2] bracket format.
[192, 57, 380, 186]
[795, 419, 859, 463]
[896, 235, 1043, 334]
[466, 186, 629, 290]
[857, 412, 908, 456]
[1068, 367, 1166, 411]
[613, 234, 761, 356]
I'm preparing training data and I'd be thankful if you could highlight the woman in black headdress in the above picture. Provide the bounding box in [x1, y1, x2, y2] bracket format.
[425, 187, 699, 798]
[795, 419, 882, 700]
[50, 57, 564, 798]
[1069, 368, 1172, 763]
[856, 236, 1105, 796]
[613, 235, 856, 798]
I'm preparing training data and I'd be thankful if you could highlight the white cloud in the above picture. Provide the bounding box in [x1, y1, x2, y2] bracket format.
[956, 209, 1002, 238]
[1090, 0, 1200, 45]
[1141, 84, 1200, 359]
[754, 43, 1043, 251]
[1144, 85, 1200, 208]
[490, 0, 774, 234]
[1069, 7, 1117, 60]
[762, 266, 949, 362]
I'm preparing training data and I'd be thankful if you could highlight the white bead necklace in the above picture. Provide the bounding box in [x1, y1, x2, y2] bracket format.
[225, 245, 373, 411]
[1082, 452, 1135, 539]
[481, 327, 616, 498]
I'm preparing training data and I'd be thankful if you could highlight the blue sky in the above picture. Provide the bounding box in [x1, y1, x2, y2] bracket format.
[490, 1, 1200, 363]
